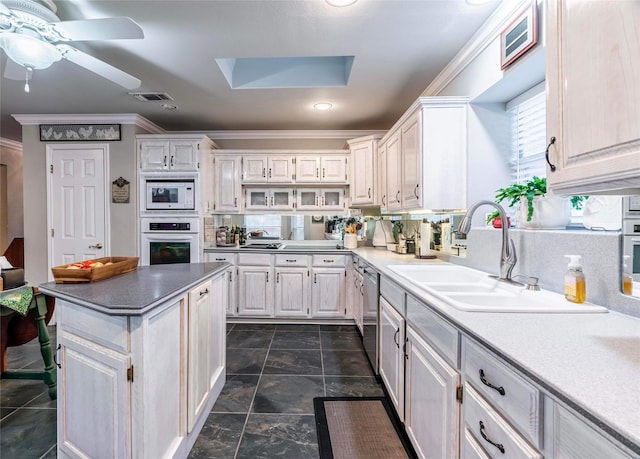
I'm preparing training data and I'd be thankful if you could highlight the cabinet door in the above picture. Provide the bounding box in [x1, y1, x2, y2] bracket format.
[296, 189, 320, 210]
[238, 267, 274, 316]
[270, 189, 295, 211]
[546, 0, 640, 194]
[243, 156, 268, 183]
[274, 268, 310, 317]
[321, 156, 348, 183]
[170, 140, 199, 172]
[386, 132, 402, 211]
[214, 156, 242, 212]
[188, 280, 214, 432]
[351, 142, 375, 205]
[321, 188, 346, 210]
[245, 189, 270, 211]
[268, 156, 294, 183]
[140, 140, 170, 171]
[311, 268, 345, 317]
[58, 331, 131, 459]
[401, 113, 422, 209]
[405, 326, 460, 459]
[226, 267, 236, 316]
[379, 298, 405, 420]
[296, 157, 321, 183]
[378, 142, 388, 211]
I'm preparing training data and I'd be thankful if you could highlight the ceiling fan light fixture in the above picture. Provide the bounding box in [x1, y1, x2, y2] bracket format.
[0, 30, 61, 69]
[314, 102, 333, 111]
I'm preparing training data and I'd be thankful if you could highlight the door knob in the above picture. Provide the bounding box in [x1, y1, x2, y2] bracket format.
[89, 243, 103, 249]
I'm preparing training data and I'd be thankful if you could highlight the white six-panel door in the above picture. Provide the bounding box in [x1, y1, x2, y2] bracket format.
[47, 144, 109, 275]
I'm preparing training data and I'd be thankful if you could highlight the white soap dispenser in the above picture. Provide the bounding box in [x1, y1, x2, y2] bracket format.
[564, 255, 586, 304]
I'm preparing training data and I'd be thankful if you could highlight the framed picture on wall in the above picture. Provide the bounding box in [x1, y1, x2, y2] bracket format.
[500, 1, 538, 70]
[312, 216, 324, 224]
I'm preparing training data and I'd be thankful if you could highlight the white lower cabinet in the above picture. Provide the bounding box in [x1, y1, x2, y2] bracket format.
[311, 267, 346, 317]
[274, 267, 310, 317]
[56, 272, 226, 459]
[205, 253, 237, 316]
[238, 266, 273, 316]
[405, 326, 460, 459]
[379, 297, 405, 420]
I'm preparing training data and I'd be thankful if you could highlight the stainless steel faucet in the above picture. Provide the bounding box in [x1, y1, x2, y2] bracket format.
[456, 200, 517, 283]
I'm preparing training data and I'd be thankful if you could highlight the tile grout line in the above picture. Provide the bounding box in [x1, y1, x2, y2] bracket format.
[232, 328, 275, 459]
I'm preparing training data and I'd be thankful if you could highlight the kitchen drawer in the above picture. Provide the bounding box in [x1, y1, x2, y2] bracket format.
[274, 254, 310, 267]
[311, 254, 346, 267]
[464, 384, 542, 459]
[406, 294, 458, 368]
[461, 426, 490, 459]
[463, 338, 542, 448]
[380, 276, 405, 315]
[57, 300, 130, 353]
[238, 253, 272, 266]
[207, 252, 236, 264]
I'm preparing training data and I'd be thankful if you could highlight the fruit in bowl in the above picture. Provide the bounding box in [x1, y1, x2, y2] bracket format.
[66, 260, 112, 270]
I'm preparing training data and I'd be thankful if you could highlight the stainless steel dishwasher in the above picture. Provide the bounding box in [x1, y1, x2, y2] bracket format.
[362, 265, 380, 374]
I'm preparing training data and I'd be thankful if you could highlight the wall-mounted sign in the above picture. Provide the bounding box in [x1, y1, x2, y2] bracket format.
[40, 124, 121, 141]
[112, 177, 130, 203]
[500, 1, 538, 70]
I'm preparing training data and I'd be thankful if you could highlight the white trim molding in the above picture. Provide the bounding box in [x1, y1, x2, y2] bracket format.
[195, 130, 387, 140]
[12, 114, 165, 134]
[0, 137, 23, 151]
[423, 0, 533, 96]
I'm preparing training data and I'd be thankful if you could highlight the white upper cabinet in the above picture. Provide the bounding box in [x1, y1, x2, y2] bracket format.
[138, 135, 215, 173]
[546, 0, 640, 194]
[296, 155, 349, 184]
[378, 97, 468, 212]
[348, 135, 382, 206]
[242, 155, 295, 184]
[268, 156, 295, 183]
[242, 156, 268, 182]
[213, 155, 242, 213]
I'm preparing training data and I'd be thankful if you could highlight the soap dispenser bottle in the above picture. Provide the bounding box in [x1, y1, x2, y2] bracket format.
[622, 255, 633, 295]
[564, 255, 586, 303]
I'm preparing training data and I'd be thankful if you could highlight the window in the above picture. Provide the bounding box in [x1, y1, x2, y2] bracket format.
[244, 214, 282, 238]
[291, 215, 305, 240]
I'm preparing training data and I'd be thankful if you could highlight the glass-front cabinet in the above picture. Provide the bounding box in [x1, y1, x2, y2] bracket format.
[245, 188, 295, 211]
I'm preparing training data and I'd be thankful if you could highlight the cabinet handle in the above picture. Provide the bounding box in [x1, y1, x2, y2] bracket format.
[54, 344, 62, 369]
[265, 196, 268, 206]
[215, 258, 226, 261]
[396, 190, 400, 203]
[322, 167, 325, 178]
[323, 259, 335, 263]
[316, 168, 319, 178]
[262, 167, 266, 178]
[269, 168, 272, 178]
[229, 271, 232, 282]
[271, 196, 274, 206]
[316, 196, 319, 206]
[266, 272, 269, 283]
[479, 421, 505, 454]
[382, 194, 386, 206]
[322, 196, 325, 206]
[199, 288, 209, 296]
[360, 284, 364, 296]
[314, 273, 317, 284]
[393, 328, 399, 348]
[545, 136, 557, 172]
[414, 184, 419, 199]
[479, 369, 505, 396]
[163, 155, 167, 167]
[368, 188, 371, 199]
[170, 155, 174, 167]
[277, 272, 280, 283]
[286, 259, 296, 263]
[234, 197, 238, 208]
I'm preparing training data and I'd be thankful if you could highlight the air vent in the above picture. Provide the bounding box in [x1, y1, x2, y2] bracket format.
[128, 92, 174, 102]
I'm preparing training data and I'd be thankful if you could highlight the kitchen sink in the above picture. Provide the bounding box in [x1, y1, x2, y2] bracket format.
[387, 264, 608, 314]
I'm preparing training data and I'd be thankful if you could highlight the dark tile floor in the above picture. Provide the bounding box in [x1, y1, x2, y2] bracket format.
[0, 323, 383, 459]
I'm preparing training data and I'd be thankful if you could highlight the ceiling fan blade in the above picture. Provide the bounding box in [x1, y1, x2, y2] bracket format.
[60, 45, 141, 89]
[3, 57, 26, 80]
[51, 17, 144, 41]
[0, 2, 11, 16]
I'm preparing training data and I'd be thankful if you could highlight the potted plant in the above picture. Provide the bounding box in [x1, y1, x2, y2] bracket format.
[487, 177, 585, 229]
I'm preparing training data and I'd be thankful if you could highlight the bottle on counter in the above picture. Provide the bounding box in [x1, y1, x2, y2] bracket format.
[564, 255, 586, 303]
[622, 255, 633, 296]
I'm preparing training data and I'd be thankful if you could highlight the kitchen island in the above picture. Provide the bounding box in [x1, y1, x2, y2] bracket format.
[39, 262, 229, 459]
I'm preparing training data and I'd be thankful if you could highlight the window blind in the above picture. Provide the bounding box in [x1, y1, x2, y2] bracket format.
[508, 89, 547, 185]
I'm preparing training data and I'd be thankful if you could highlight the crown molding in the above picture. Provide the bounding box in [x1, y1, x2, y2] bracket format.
[11, 114, 165, 134]
[423, 0, 532, 96]
[0, 137, 23, 150]
[191, 130, 387, 140]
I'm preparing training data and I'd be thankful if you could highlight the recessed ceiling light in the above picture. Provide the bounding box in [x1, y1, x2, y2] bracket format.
[161, 103, 179, 111]
[314, 102, 333, 111]
[326, 0, 357, 6]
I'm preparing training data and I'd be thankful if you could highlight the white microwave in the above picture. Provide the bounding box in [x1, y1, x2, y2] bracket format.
[145, 179, 195, 210]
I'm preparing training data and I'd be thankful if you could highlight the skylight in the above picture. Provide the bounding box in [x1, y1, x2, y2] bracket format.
[215, 56, 355, 89]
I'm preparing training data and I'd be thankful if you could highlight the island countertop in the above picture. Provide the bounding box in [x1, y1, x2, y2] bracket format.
[38, 262, 228, 316]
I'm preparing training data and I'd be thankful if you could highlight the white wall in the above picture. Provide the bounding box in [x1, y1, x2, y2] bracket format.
[0, 138, 24, 251]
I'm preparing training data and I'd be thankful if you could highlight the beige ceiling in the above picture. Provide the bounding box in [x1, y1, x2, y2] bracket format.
[0, 0, 501, 142]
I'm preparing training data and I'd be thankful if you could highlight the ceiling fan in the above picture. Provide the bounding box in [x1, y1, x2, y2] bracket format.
[0, 0, 143, 92]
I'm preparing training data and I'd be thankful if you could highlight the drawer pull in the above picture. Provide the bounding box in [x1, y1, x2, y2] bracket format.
[215, 258, 226, 261]
[199, 289, 209, 296]
[393, 328, 400, 348]
[479, 421, 505, 454]
[323, 259, 335, 263]
[286, 259, 296, 263]
[479, 369, 505, 396]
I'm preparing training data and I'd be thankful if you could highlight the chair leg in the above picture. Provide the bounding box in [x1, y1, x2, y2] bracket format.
[33, 294, 57, 400]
